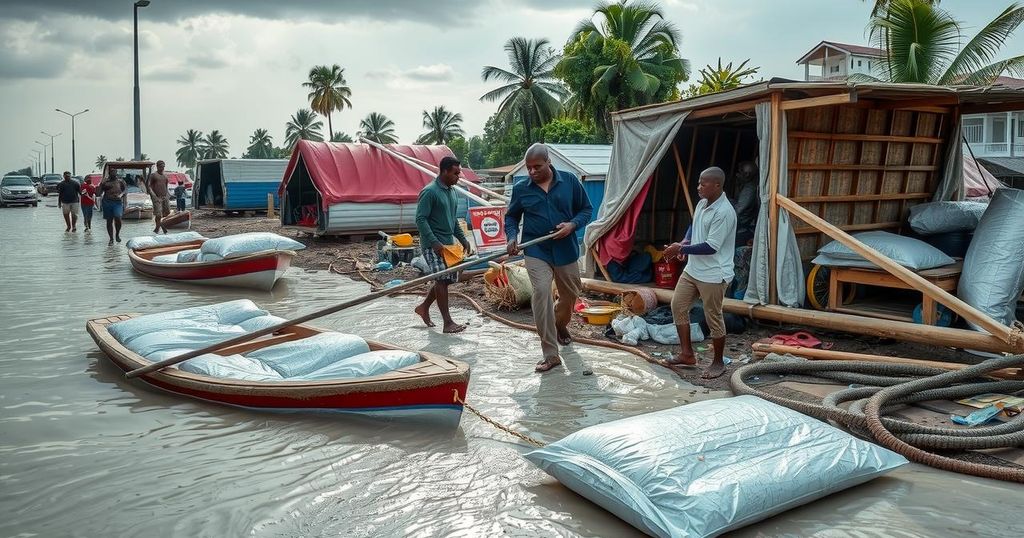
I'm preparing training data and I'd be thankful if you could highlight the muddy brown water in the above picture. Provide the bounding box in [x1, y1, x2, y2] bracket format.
[1, 206, 1020, 537]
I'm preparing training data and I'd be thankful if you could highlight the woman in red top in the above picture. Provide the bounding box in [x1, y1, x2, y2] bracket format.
[80, 179, 97, 231]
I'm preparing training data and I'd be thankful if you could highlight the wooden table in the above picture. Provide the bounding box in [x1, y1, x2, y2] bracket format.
[828, 261, 963, 324]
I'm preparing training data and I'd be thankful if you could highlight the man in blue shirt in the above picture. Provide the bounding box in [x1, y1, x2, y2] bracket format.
[506, 144, 593, 373]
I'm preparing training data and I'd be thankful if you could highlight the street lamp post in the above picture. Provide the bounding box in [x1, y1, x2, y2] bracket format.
[35, 141, 48, 173]
[31, 151, 42, 176]
[56, 108, 89, 175]
[40, 131, 62, 173]
[133, 0, 150, 161]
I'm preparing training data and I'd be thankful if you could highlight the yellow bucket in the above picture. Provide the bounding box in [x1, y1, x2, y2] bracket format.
[579, 305, 621, 325]
[391, 233, 414, 247]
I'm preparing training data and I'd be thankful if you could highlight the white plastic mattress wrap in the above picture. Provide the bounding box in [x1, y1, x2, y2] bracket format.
[125, 231, 205, 250]
[813, 230, 954, 270]
[525, 395, 908, 538]
[958, 188, 1024, 330]
[200, 232, 305, 259]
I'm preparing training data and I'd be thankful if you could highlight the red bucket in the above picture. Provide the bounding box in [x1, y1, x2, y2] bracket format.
[653, 259, 681, 289]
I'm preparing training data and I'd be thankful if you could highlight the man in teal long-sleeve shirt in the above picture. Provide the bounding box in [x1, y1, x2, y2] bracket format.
[414, 156, 472, 333]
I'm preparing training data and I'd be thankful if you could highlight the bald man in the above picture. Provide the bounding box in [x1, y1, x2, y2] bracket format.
[663, 166, 737, 379]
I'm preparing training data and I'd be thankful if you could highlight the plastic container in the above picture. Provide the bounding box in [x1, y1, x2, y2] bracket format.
[653, 259, 681, 289]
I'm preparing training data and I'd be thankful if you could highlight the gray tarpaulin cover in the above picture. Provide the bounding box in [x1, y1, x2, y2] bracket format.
[526, 395, 907, 538]
[582, 110, 689, 272]
[908, 201, 987, 235]
[958, 188, 1024, 330]
[933, 118, 963, 202]
[743, 102, 804, 307]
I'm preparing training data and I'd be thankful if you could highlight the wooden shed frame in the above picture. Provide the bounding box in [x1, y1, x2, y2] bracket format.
[589, 79, 1024, 354]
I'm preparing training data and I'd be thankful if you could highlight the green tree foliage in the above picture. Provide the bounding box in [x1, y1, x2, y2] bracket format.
[95, 155, 107, 171]
[175, 130, 203, 170]
[201, 130, 230, 159]
[6, 166, 32, 176]
[468, 136, 486, 170]
[244, 128, 274, 159]
[271, 146, 292, 159]
[480, 37, 567, 146]
[870, 0, 1024, 84]
[357, 112, 399, 144]
[557, 0, 690, 138]
[331, 131, 354, 143]
[447, 136, 470, 163]
[540, 118, 598, 144]
[417, 106, 465, 145]
[482, 113, 528, 168]
[303, 64, 353, 137]
[684, 58, 759, 98]
[285, 108, 324, 148]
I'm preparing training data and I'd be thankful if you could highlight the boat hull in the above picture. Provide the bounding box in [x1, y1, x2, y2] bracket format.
[162, 210, 191, 229]
[128, 241, 294, 291]
[87, 315, 470, 415]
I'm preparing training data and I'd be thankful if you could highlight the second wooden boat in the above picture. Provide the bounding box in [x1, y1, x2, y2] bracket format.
[128, 240, 295, 291]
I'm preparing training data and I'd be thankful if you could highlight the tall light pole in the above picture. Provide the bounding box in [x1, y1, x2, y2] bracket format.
[30, 151, 42, 176]
[133, 0, 150, 161]
[56, 108, 89, 175]
[35, 141, 48, 173]
[40, 131, 62, 173]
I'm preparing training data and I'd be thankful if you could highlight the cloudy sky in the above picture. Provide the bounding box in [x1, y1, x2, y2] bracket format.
[2, 0, 1020, 174]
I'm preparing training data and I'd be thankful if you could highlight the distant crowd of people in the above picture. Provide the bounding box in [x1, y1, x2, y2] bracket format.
[56, 160, 188, 245]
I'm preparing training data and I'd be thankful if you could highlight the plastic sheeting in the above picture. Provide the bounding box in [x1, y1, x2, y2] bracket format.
[151, 254, 178, 263]
[526, 395, 907, 538]
[237, 315, 288, 332]
[247, 333, 370, 378]
[610, 316, 703, 346]
[125, 231, 205, 250]
[817, 230, 955, 271]
[179, 353, 285, 382]
[958, 188, 1024, 330]
[292, 350, 421, 381]
[108, 300, 269, 347]
[199, 232, 305, 259]
[908, 201, 987, 235]
[176, 249, 201, 263]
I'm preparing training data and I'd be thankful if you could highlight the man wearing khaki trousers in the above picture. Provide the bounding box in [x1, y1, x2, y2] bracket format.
[664, 167, 737, 379]
[506, 144, 593, 373]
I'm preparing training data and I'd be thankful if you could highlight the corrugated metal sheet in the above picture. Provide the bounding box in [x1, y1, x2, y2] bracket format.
[224, 181, 282, 210]
[219, 159, 289, 183]
[505, 144, 612, 181]
[323, 202, 420, 234]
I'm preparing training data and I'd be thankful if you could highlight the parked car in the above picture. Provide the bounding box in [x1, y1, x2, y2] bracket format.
[38, 173, 62, 196]
[0, 175, 39, 207]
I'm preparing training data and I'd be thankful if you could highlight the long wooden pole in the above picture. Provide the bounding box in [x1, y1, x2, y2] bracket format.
[125, 232, 560, 379]
[579, 278, 1019, 354]
[398, 149, 510, 203]
[776, 194, 1023, 350]
[767, 92, 783, 305]
[671, 144, 694, 216]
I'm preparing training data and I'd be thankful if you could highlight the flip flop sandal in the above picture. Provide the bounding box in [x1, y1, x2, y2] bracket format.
[535, 359, 562, 373]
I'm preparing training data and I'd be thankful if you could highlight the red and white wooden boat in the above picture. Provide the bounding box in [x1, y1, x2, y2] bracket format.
[128, 239, 295, 291]
[87, 314, 470, 417]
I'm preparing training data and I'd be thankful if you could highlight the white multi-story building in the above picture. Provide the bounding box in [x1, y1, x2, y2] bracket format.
[796, 41, 885, 81]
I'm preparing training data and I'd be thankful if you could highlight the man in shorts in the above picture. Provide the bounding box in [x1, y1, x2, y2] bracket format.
[56, 171, 81, 232]
[147, 160, 171, 233]
[99, 168, 128, 245]
[413, 156, 473, 334]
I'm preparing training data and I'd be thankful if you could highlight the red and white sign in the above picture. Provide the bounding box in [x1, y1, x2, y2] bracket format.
[468, 206, 507, 252]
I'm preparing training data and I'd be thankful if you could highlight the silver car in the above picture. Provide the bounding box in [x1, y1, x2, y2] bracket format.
[0, 175, 39, 207]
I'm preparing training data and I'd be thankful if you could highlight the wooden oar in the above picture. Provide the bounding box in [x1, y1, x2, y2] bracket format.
[124, 232, 558, 379]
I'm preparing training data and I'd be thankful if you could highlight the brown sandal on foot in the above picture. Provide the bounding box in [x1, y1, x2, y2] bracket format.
[535, 358, 562, 373]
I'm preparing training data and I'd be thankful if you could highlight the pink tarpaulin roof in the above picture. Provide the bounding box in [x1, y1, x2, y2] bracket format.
[279, 140, 480, 208]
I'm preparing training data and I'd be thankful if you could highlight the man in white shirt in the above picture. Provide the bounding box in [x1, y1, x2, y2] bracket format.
[663, 167, 737, 378]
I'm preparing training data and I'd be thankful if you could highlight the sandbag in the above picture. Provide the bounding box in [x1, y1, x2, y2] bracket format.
[200, 252, 224, 262]
[247, 333, 370, 378]
[108, 300, 270, 346]
[526, 396, 907, 538]
[817, 230, 954, 270]
[179, 353, 284, 381]
[151, 254, 178, 263]
[908, 201, 987, 235]
[199, 232, 305, 259]
[125, 231, 205, 250]
[124, 325, 249, 358]
[293, 350, 421, 381]
[958, 188, 1024, 330]
[237, 315, 288, 332]
[176, 248, 201, 263]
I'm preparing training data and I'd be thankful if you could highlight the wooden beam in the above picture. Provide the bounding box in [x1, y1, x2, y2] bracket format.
[688, 98, 767, 119]
[709, 129, 721, 165]
[788, 131, 943, 144]
[591, 247, 613, 282]
[777, 193, 1024, 350]
[876, 95, 959, 109]
[790, 192, 932, 203]
[793, 221, 900, 235]
[780, 92, 856, 111]
[960, 101, 1024, 115]
[649, 168, 659, 240]
[768, 92, 783, 305]
[789, 164, 938, 172]
[579, 278, 1019, 354]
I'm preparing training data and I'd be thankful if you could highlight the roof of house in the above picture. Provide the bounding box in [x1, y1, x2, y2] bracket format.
[279, 141, 479, 207]
[797, 40, 886, 64]
[504, 143, 613, 180]
[978, 157, 1024, 178]
[994, 76, 1024, 90]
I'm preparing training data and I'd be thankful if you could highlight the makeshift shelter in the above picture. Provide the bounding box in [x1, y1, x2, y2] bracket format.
[194, 159, 289, 212]
[583, 78, 1024, 354]
[278, 141, 480, 235]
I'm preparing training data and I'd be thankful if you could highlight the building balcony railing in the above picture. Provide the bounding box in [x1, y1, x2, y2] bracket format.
[965, 142, 1024, 157]
[805, 74, 849, 82]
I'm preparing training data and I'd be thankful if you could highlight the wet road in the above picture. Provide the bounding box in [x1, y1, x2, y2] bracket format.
[1, 204, 1020, 537]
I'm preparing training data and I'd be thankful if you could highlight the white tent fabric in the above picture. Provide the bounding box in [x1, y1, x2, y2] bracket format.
[933, 119, 964, 202]
[582, 110, 689, 270]
[743, 102, 805, 307]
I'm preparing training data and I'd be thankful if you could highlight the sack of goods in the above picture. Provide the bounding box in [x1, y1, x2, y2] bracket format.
[526, 395, 907, 538]
[907, 200, 987, 235]
[199, 232, 306, 259]
[958, 188, 1024, 330]
[812, 230, 954, 270]
[483, 262, 532, 308]
[125, 231, 206, 250]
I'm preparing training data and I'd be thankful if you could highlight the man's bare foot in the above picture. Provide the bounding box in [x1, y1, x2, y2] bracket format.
[115, 235, 121, 243]
[443, 322, 466, 334]
[153, 227, 159, 233]
[666, 352, 697, 366]
[108, 239, 114, 245]
[535, 358, 561, 373]
[414, 304, 435, 327]
[557, 327, 572, 346]
[701, 360, 727, 379]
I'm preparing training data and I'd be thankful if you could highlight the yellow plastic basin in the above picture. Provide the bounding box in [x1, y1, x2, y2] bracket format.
[579, 305, 620, 325]
[392, 233, 414, 247]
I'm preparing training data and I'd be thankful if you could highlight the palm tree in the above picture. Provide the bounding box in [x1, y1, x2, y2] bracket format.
[95, 155, 107, 171]
[175, 129, 204, 170]
[284, 108, 324, 148]
[303, 64, 353, 138]
[417, 106, 464, 145]
[869, 0, 1024, 85]
[357, 112, 399, 144]
[330, 131, 354, 143]
[245, 128, 274, 159]
[687, 58, 759, 96]
[201, 130, 230, 159]
[481, 37, 567, 145]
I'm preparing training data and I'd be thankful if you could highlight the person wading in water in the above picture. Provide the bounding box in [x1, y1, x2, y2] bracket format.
[99, 168, 128, 245]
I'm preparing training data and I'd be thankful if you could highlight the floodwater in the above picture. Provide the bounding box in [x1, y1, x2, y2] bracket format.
[1, 204, 1020, 538]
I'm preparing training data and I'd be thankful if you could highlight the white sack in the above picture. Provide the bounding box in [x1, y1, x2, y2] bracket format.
[125, 231, 205, 250]
[179, 353, 284, 382]
[237, 315, 288, 332]
[107, 300, 269, 346]
[958, 188, 1024, 330]
[151, 254, 178, 263]
[293, 350, 421, 381]
[908, 201, 987, 235]
[176, 248, 202, 263]
[248, 333, 370, 378]
[817, 230, 954, 271]
[199, 232, 305, 259]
